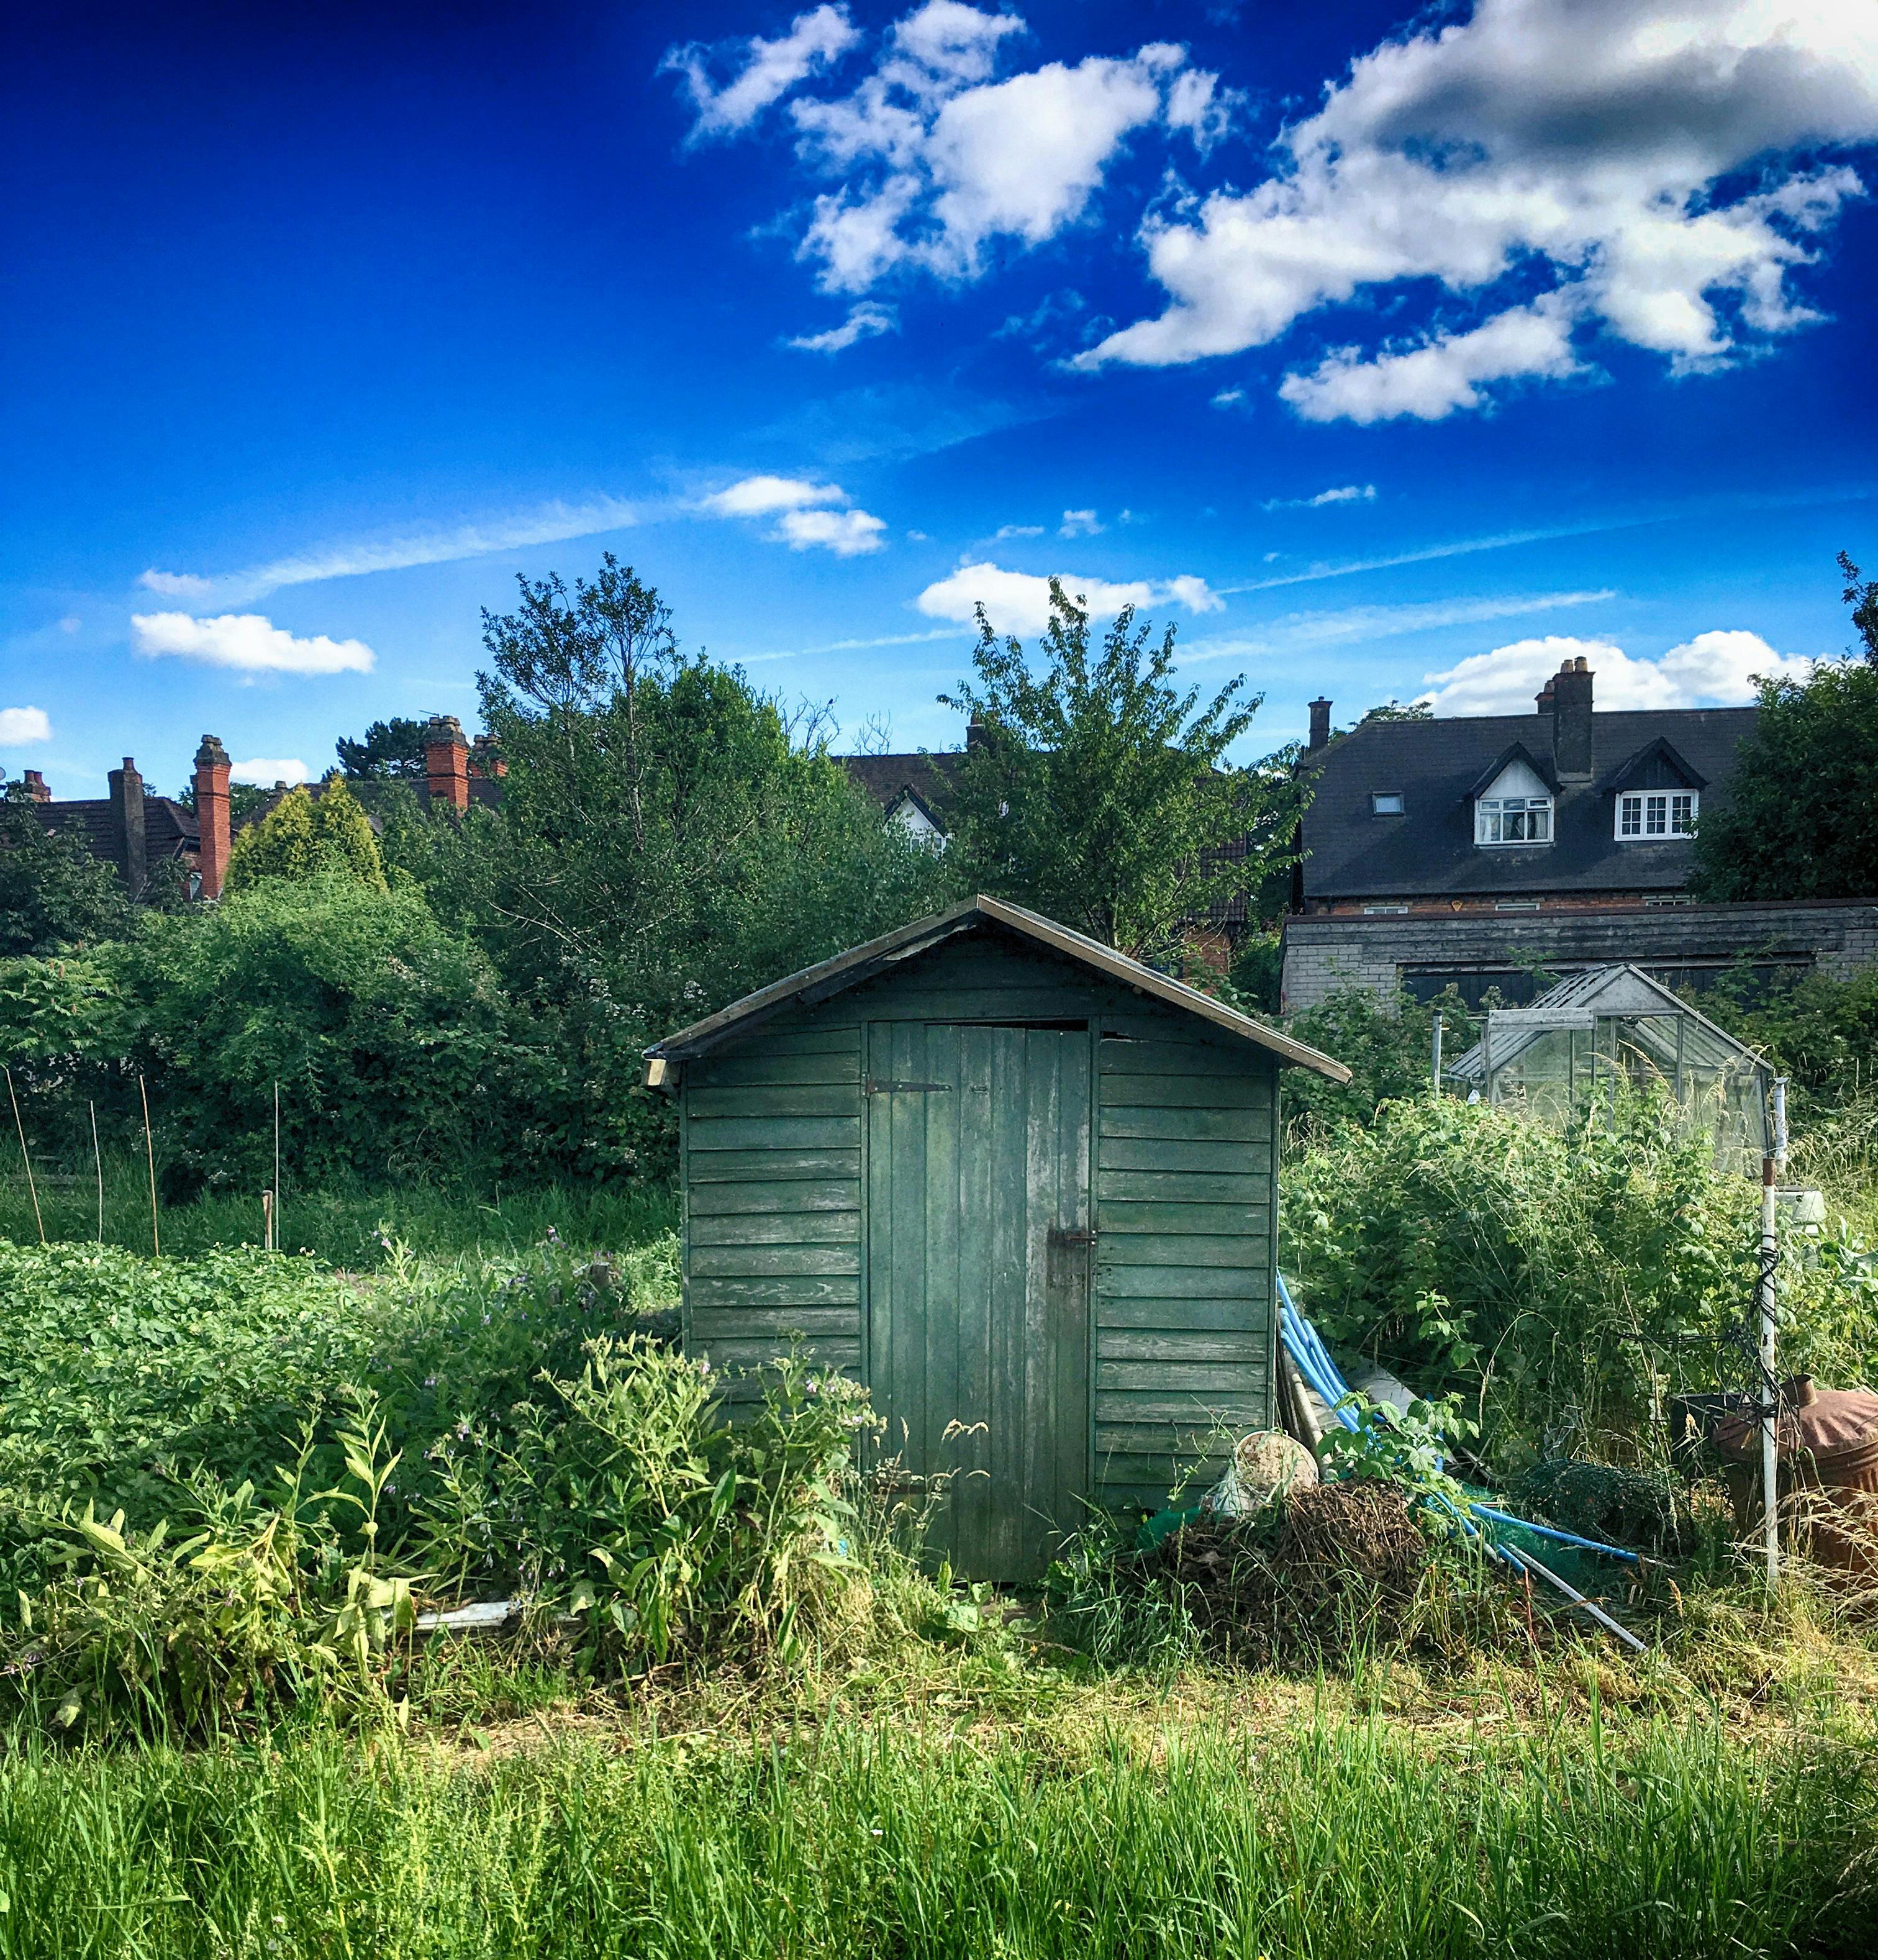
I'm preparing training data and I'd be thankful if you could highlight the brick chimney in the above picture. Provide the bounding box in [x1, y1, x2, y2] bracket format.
[19, 769, 48, 803]
[1308, 697, 1332, 753]
[1549, 656, 1594, 780]
[469, 733, 506, 780]
[108, 756, 147, 897]
[423, 714, 470, 812]
[193, 734, 232, 900]
[1535, 676, 1556, 714]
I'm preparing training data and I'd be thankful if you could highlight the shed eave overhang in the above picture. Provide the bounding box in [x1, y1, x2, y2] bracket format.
[642, 894, 1351, 1085]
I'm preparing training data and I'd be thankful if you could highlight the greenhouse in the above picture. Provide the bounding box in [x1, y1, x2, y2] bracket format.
[1445, 964, 1774, 1176]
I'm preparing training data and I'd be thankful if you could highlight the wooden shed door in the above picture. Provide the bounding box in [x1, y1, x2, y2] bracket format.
[865, 1022, 1092, 1583]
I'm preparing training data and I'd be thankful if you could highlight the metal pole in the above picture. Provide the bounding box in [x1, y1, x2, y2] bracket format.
[1430, 1016, 1443, 1096]
[1758, 1078, 1788, 1586]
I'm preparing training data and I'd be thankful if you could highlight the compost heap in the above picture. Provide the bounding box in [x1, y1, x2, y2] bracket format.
[1156, 1484, 1427, 1664]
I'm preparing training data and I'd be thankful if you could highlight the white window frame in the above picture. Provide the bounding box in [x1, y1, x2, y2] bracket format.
[1615, 789, 1697, 840]
[1476, 795, 1553, 846]
[1371, 792, 1404, 815]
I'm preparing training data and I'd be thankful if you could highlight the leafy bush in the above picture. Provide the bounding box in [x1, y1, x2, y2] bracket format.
[225, 779, 388, 894]
[1281, 1095, 1878, 1466]
[1279, 984, 1476, 1138]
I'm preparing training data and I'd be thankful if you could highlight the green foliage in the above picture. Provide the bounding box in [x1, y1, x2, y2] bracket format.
[121, 872, 504, 1188]
[0, 1717, 1872, 1959]
[1690, 653, 1878, 902]
[0, 781, 127, 955]
[0, 1229, 871, 1722]
[1317, 1391, 1479, 1522]
[1840, 548, 1878, 665]
[1279, 984, 1475, 1137]
[1698, 963, 1878, 1122]
[337, 715, 429, 781]
[1281, 1095, 1878, 1466]
[938, 579, 1297, 955]
[225, 781, 388, 895]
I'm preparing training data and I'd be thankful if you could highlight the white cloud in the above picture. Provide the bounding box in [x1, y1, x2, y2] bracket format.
[702, 474, 886, 553]
[787, 301, 899, 352]
[775, 506, 888, 554]
[703, 474, 845, 516]
[665, 4, 860, 139]
[0, 707, 52, 744]
[1210, 386, 1247, 410]
[129, 612, 376, 676]
[230, 757, 310, 787]
[140, 496, 638, 606]
[1080, 0, 1878, 416]
[1263, 483, 1377, 510]
[1420, 630, 1811, 715]
[994, 522, 1045, 539]
[1058, 507, 1102, 537]
[57, 615, 80, 635]
[671, 5, 1223, 294]
[1280, 296, 1584, 424]
[916, 560, 1220, 635]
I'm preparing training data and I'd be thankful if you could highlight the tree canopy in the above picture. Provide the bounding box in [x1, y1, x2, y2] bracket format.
[225, 780, 388, 895]
[1691, 556, 1878, 902]
[336, 716, 429, 781]
[938, 580, 1299, 955]
[0, 780, 127, 956]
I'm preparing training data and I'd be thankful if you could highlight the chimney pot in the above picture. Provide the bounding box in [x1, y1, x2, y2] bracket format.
[423, 714, 471, 813]
[193, 733, 232, 900]
[1549, 659, 1594, 781]
[20, 769, 48, 802]
[108, 756, 148, 899]
[1308, 697, 1332, 753]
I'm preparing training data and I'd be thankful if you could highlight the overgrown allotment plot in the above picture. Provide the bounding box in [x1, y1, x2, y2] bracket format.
[2, 1097, 1877, 1959]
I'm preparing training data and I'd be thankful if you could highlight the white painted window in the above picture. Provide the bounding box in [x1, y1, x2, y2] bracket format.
[1371, 792, 1404, 815]
[1616, 790, 1697, 840]
[1363, 902, 1408, 915]
[1475, 758, 1553, 847]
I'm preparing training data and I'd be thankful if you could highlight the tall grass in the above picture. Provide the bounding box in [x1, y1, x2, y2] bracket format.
[0, 1150, 676, 1263]
[0, 1712, 1869, 1958]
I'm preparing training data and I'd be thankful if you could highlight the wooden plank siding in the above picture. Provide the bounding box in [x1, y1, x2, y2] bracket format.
[676, 924, 1280, 1519]
[681, 1025, 864, 1389]
[1092, 1014, 1277, 1512]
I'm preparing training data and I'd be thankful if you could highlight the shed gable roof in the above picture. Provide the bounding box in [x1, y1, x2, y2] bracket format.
[645, 894, 1351, 1082]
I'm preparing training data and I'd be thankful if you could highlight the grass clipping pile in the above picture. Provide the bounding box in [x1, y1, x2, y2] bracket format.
[1157, 1486, 1428, 1666]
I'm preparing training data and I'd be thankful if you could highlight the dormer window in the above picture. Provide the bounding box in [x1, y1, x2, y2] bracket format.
[1478, 796, 1552, 844]
[1616, 790, 1695, 840]
[1371, 792, 1404, 815]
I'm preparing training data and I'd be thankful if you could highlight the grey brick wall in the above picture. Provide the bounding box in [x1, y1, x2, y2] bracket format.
[1281, 901, 1878, 1012]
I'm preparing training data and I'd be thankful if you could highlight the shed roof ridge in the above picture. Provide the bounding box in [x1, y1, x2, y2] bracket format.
[645, 892, 1350, 1082]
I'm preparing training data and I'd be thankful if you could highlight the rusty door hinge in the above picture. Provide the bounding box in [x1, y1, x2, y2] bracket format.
[1049, 1227, 1097, 1248]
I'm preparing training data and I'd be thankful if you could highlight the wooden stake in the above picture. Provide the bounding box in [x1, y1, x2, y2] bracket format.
[89, 1099, 102, 1243]
[273, 1081, 281, 1253]
[261, 1189, 275, 1253]
[4, 1066, 44, 1245]
[138, 1073, 160, 1258]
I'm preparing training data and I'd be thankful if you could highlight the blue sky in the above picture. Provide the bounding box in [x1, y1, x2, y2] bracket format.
[3, 0, 1875, 797]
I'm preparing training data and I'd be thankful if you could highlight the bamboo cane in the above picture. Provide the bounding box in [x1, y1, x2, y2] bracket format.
[89, 1099, 102, 1243]
[139, 1073, 160, 1257]
[4, 1066, 44, 1245]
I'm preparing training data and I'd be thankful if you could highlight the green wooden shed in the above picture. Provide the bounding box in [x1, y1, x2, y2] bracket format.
[643, 896, 1350, 1582]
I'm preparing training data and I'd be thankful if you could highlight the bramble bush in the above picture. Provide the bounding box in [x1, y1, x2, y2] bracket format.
[1280, 1094, 1878, 1467]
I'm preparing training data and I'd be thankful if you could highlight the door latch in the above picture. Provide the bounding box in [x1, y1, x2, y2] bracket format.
[1048, 1227, 1097, 1247]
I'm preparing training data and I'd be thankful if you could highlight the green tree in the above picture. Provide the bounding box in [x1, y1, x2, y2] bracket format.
[336, 716, 429, 780]
[0, 780, 128, 955]
[126, 873, 509, 1189]
[938, 579, 1297, 954]
[309, 778, 388, 891]
[1690, 561, 1878, 902]
[225, 782, 387, 895]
